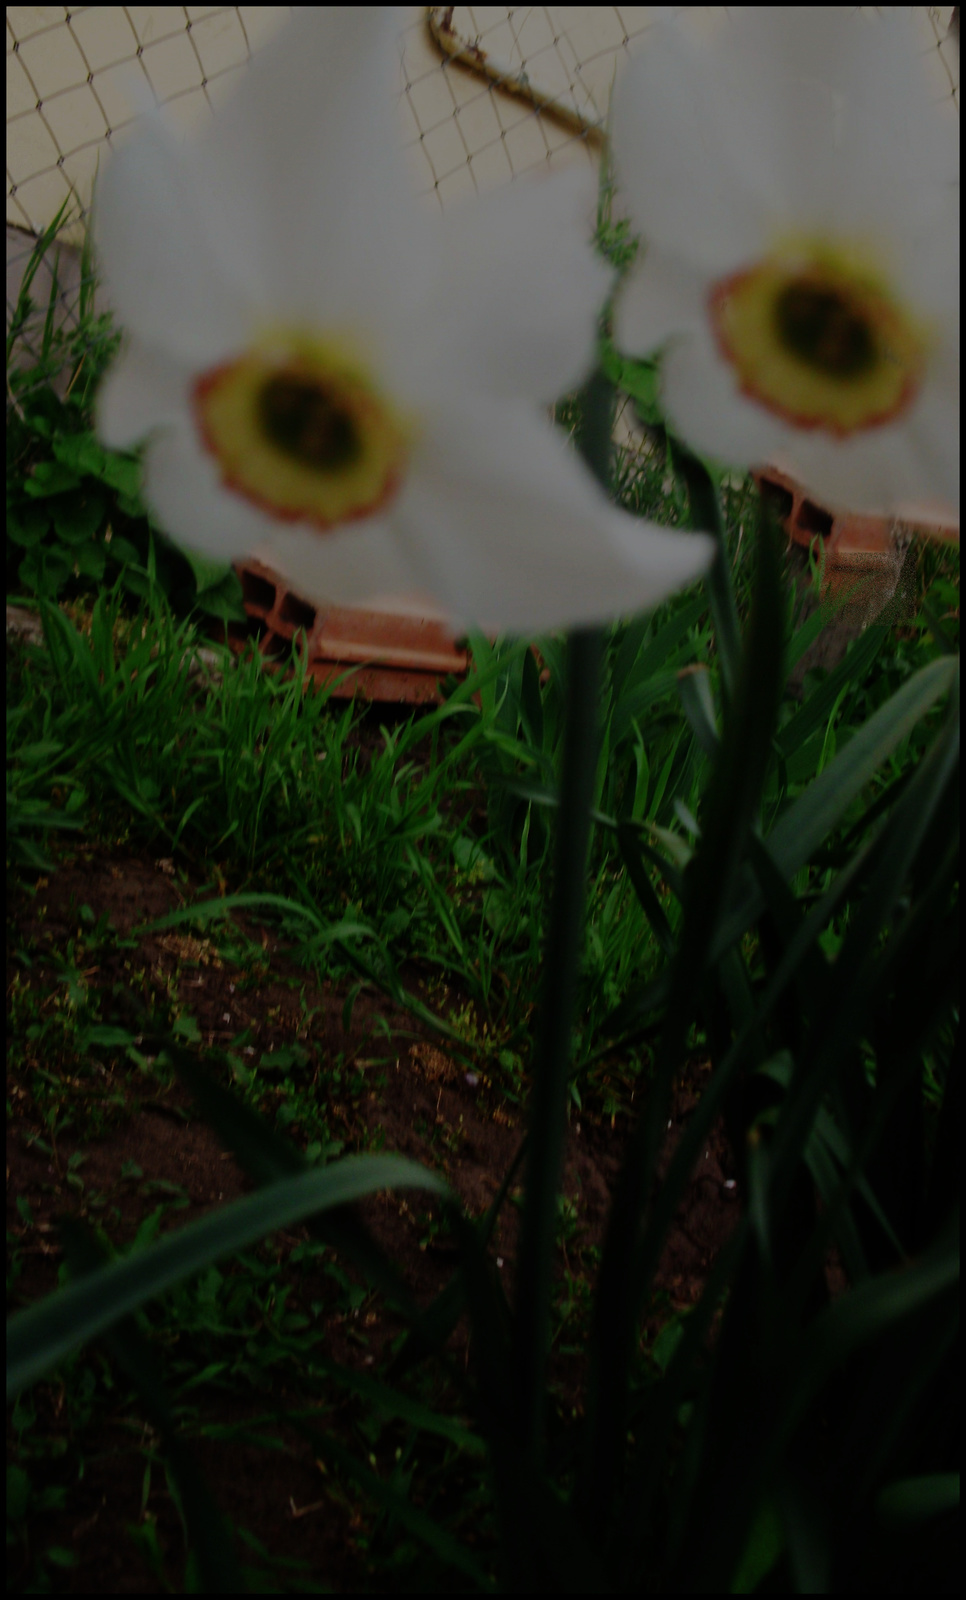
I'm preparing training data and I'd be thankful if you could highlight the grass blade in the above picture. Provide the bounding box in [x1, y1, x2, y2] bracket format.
[8, 1157, 447, 1400]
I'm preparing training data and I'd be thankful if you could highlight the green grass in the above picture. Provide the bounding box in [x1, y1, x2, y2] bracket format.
[13, 524, 953, 1105]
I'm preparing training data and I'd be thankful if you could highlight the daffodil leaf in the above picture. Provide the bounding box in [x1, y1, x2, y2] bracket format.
[676, 663, 719, 756]
[730, 1495, 785, 1593]
[876, 1474, 960, 1526]
[7, 1157, 448, 1401]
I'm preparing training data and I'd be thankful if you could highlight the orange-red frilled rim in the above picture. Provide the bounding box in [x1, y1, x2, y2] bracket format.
[192, 333, 410, 529]
[708, 246, 928, 438]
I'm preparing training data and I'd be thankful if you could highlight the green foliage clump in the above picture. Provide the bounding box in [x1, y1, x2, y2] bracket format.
[7, 203, 245, 624]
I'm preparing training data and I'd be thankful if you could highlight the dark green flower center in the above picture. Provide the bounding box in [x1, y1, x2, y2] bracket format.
[775, 281, 877, 379]
[258, 374, 360, 470]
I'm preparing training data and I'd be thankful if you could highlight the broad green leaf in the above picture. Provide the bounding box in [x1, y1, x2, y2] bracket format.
[18, 544, 72, 597]
[105, 534, 142, 566]
[617, 822, 674, 957]
[7, 504, 49, 548]
[23, 459, 82, 498]
[79, 1024, 134, 1049]
[785, 601, 830, 671]
[52, 430, 109, 480]
[72, 541, 106, 581]
[180, 546, 237, 597]
[583, 517, 786, 1538]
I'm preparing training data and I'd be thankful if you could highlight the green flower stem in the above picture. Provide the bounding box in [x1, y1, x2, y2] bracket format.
[677, 444, 741, 708]
[513, 368, 610, 1469]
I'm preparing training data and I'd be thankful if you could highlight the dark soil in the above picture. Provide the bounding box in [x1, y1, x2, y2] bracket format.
[7, 846, 740, 1593]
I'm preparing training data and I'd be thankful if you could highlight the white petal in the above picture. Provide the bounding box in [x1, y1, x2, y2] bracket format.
[898, 345, 960, 518]
[611, 18, 771, 273]
[614, 248, 709, 361]
[659, 321, 790, 471]
[93, 119, 253, 366]
[257, 519, 424, 613]
[720, 10, 895, 233]
[412, 167, 611, 405]
[125, 390, 713, 628]
[182, 8, 426, 344]
[139, 422, 279, 562]
[731, 9, 958, 239]
[612, 9, 960, 521]
[778, 358, 960, 523]
[395, 401, 714, 632]
[662, 311, 961, 523]
[891, 205, 961, 330]
[777, 430, 924, 524]
[137, 413, 428, 605]
[94, 11, 426, 378]
[612, 9, 958, 266]
[96, 341, 192, 450]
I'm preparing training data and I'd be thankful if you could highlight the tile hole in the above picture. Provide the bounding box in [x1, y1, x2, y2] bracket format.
[797, 500, 834, 540]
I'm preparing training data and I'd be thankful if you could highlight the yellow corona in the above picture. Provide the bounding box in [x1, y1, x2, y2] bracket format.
[193, 333, 410, 528]
[709, 246, 927, 437]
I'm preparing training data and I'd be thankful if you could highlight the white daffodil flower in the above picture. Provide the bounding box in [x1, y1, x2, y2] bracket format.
[611, 8, 960, 527]
[94, 8, 712, 633]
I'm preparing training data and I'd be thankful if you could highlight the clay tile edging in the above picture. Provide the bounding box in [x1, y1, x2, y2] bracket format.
[229, 559, 469, 704]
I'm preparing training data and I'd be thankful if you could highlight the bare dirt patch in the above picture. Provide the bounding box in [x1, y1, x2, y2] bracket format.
[8, 846, 740, 1592]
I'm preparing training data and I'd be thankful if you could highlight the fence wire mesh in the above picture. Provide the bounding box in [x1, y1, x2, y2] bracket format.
[6, 7, 960, 487]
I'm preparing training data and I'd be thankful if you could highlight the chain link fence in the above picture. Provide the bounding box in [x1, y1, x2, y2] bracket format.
[7, 7, 960, 492]
[7, 7, 960, 238]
